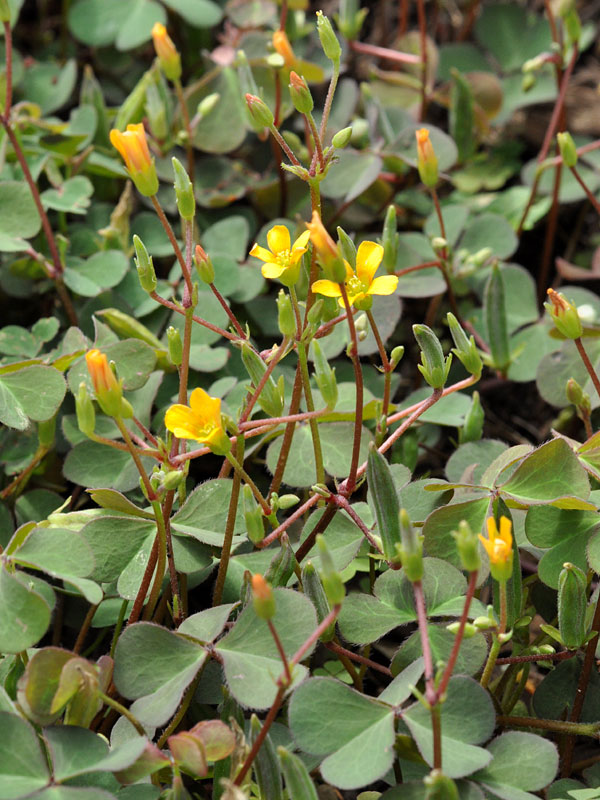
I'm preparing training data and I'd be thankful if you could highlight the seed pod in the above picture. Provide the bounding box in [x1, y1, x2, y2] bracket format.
[316, 10, 341, 63]
[264, 533, 296, 588]
[366, 442, 401, 564]
[413, 324, 451, 389]
[250, 716, 283, 800]
[302, 561, 335, 641]
[172, 157, 195, 221]
[447, 312, 481, 377]
[241, 342, 284, 417]
[484, 264, 511, 372]
[289, 72, 314, 115]
[277, 290, 296, 338]
[459, 391, 484, 444]
[558, 132, 578, 168]
[331, 126, 352, 149]
[336, 226, 356, 268]
[311, 339, 338, 410]
[558, 562, 589, 649]
[278, 747, 319, 800]
[382, 204, 398, 274]
[167, 326, 183, 367]
[133, 234, 157, 294]
[451, 520, 481, 573]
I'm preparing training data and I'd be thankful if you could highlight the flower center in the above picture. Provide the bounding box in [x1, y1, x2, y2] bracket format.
[276, 249, 292, 268]
[346, 274, 367, 297]
[492, 539, 509, 564]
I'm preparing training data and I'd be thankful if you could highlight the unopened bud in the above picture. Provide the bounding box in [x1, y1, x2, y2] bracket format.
[399, 509, 423, 582]
[447, 312, 482, 377]
[76, 382, 96, 437]
[460, 391, 484, 444]
[557, 131, 578, 168]
[416, 128, 438, 188]
[312, 339, 338, 410]
[167, 326, 183, 366]
[194, 245, 215, 285]
[316, 10, 341, 63]
[251, 574, 276, 620]
[245, 94, 274, 129]
[382, 204, 398, 273]
[558, 562, 589, 649]
[172, 157, 195, 221]
[243, 485, 265, 545]
[413, 324, 452, 388]
[332, 126, 352, 149]
[424, 769, 460, 800]
[0, 0, 11, 22]
[390, 346, 405, 370]
[277, 290, 296, 338]
[196, 92, 220, 120]
[278, 494, 299, 510]
[162, 469, 184, 491]
[446, 621, 477, 638]
[133, 234, 157, 293]
[451, 520, 481, 573]
[289, 72, 313, 115]
[151, 23, 181, 82]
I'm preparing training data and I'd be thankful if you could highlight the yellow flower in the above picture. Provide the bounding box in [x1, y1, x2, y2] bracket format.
[109, 124, 158, 197]
[249, 225, 310, 287]
[312, 240, 398, 311]
[272, 30, 296, 68]
[151, 22, 181, 82]
[85, 349, 125, 418]
[415, 127, 438, 188]
[479, 516, 513, 582]
[165, 388, 230, 454]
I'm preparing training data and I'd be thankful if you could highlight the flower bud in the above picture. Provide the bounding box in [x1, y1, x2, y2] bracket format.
[302, 560, 335, 641]
[0, 0, 11, 22]
[331, 126, 352, 149]
[196, 93, 220, 120]
[382, 204, 398, 273]
[316, 534, 345, 605]
[399, 509, 423, 582]
[172, 157, 195, 221]
[272, 30, 296, 67]
[545, 288, 583, 339]
[424, 769, 460, 800]
[243, 485, 265, 545]
[110, 124, 158, 197]
[85, 349, 124, 418]
[245, 93, 274, 129]
[307, 299, 324, 329]
[277, 290, 296, 338]
[167, 326, 183, 366]
[459, 391, 484, 445]
[413, 324, 452, 389]
[390, 346, 405, 370]
[278, 494, 299, 510]
[316, 10, 341, 63]
[152, 22, 181, 82]
[451, 520, 481, 573]
[265, 532, 297, 588]
[251, 574, 276, 620]
[446, 621, 477, 638]
[311, 339, 338, 410]
[556, 133, 579, 174]
[415, 128, 439, 188]
[133, 235, 157, 294]
[76, 382, 96, 437]
[289, 71, 313, 115]
[558, 562, 589, 649]
[306, 211, 346, 283]
[564, 7, 581, 43]
[447, 313, 482, 377]
[194, 245, 215, 285]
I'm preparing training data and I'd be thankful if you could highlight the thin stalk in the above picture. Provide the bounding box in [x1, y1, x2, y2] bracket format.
[319, 62, 340, 140]
[142, 499, 168, 621]
[259, 494, 320, 548]
[213, 437, 244, 605]
[562, 592, 600, 775]
[349, 40, 421, 65]
[480, 580, 508, 689]
[571, 165, 600, 216]
[295, 502, 338, 563]
[115, 418, 155, 501]
[575, 337, 600, 398]
[73, 603, 98, 655]
[334, 495, 383, 554]
[210, 281, 247, 339]
[150, 291, 238, 342]
[239, 338, 289, 425]
[0, 445, 48, 499]
[416, 0, 428, 120]
[496, 650, 575, 665]
[339, 284, 363, 495]
[325, 640, 392, 676]
[127, 538, 158, 625]
[152, 498, 181, 625]
[110, 599, 128, 658]
[366, 310, 392, 436]
[269, 366, 303, 496]
[436, 570, 478, 699]
[3, 20, 12, 115]
[225, 450, 271, 515]
[268, 124, 302, 167]
[295, 338, 325, 485]
[98, 691, 146, 737]
[306, 111, 325, 172]
[150, 195, 190, 292]
[268, 619, 293, 685]
[413, 580, 436, 704]
[239, 407, 326, 430]
[174, 79, 194, 181]
[498, 716, 600, 737]
[234, 686, 285, 786]
[290, 605, 341, 666]
[157, 669, 205, 748]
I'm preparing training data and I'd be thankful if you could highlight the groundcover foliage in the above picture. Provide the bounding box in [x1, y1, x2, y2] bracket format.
[2, 0, 600, 797]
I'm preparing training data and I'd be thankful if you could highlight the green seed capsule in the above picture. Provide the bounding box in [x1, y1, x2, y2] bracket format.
[302, 561, 335, 641]
[172, 157, 195, 221]
[241, 342, 284, 417]
[264, 533, 296, 588]
[413, 324, 451, 389]
[366, 442, 401, 564]
[558, 561, 589, 649]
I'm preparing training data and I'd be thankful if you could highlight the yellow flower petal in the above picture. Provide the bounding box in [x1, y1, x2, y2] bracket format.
[343, 260, 355, 281]
[190, 387, 221, 425]
[356, 241, 384, 285]
[292, 230, 311, 250]
[312, 279, 342, 298]
[367, 275, 399, 296]
[249, 244, 274, 263]
[262, 262, 285, 279]
[267, 225, 291, 255]
[499, 516, 512, 546]
[165, 404, 200, 440]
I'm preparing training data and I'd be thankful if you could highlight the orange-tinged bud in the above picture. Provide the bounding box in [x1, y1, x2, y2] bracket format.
[251, 574, 276, 619]
[415, 127, 438, 188]
[85, 349, 124, 418]
[272, 30, 296, 67]
[306, 211, 346, 282]
[109, 124, 158, 197]
[151, 22, 181, 82]
[289, 71, 313, 114]
[545, 288, 583, 339]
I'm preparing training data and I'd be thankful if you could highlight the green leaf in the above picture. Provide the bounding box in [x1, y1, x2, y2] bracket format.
[532, 656, 600, 724]
[474, 4, 551, 73]
[178, 604, 236, 642]
[0, 365, 66, 430]
[115, 0, 165, 50]
[0, 567, 52, 653]
[202, 215, 249, 262]
[321, 150, 383, 203]
[42, 176, 93, 215]
[68, 0, 131, 46]
[499, 438, 590, 508]
[462, 213, 518, 260]
[68, 339, 157, 394]
[288, 677, 395, 790]
[338, 558, 486, 644]
[170, 480, 245, 547]
[64, 250, 130, 297]
[0, 711, 50, 797]
[189, 68, 247, 155]
[524, 506, 600, 589]
[446, 439, 507, 484]
[423, 498, 489, 569]
[63, 441, 156, 492]
[398, 388, 473, 427]
[114, 622, 206, 727]
[216, 589, 317, 709]
[0, 181, 41, 245]
[162, 0, 222, 27]
[403, 677, 494, 778]
[22, 59, 77, 114]
[392, 623, 488, 677]
[472, 732, 558, 798]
